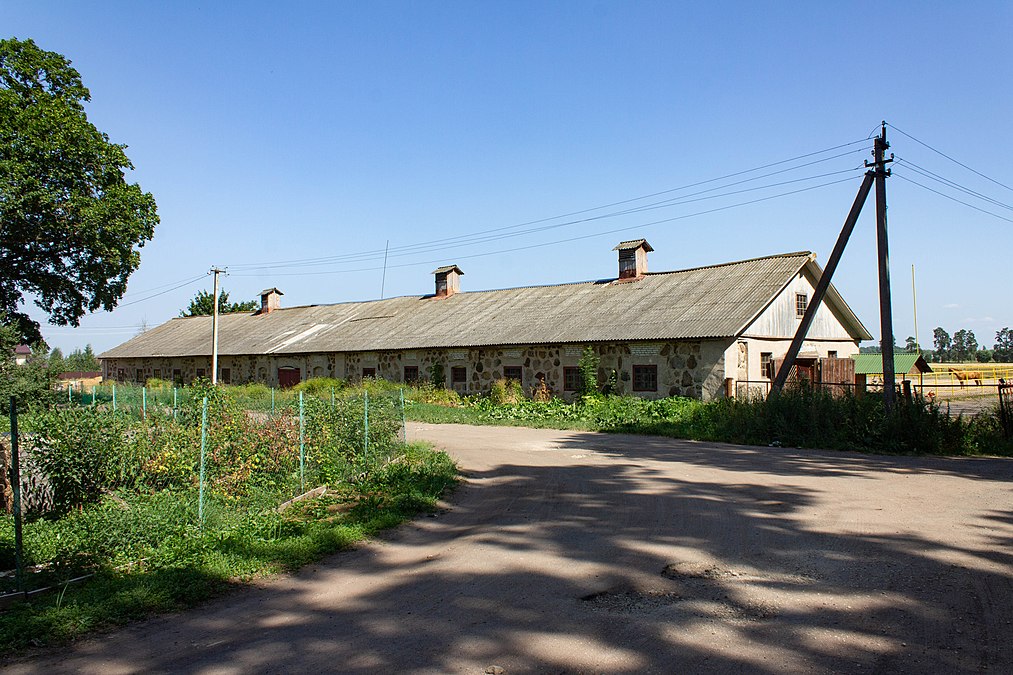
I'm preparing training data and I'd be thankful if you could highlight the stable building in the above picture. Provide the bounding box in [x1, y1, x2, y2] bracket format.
[100, 241, 871, 400]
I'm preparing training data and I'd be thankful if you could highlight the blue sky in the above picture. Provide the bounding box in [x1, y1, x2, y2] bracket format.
[4, 1, 1011, 353]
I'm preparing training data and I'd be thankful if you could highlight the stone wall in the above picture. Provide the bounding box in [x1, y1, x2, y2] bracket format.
[102, 338, 732, 400]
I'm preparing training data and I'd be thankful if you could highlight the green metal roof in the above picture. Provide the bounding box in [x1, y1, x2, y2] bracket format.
[851, 353, 932, 375]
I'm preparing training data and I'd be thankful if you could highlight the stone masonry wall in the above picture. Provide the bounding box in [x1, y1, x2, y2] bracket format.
[103, 338, 731, 400]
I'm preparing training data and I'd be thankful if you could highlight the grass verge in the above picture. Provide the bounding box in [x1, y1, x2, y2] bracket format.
[0, 442, 457, 658]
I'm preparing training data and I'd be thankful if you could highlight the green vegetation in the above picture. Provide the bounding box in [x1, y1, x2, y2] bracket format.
[0, 38, 158, 343]
[0, 381, 456, 655]
[179, 289, 258, 317]
[407, 386, 1012, 457]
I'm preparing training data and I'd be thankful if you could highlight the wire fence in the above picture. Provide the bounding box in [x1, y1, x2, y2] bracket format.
[1, 384, 412, 603]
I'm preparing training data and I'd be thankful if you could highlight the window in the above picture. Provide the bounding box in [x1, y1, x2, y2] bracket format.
[196, 368, 206, 379]
[362, 367, 376, 379]
[172, 368, 182, 385]
[795, 293, 808, 318]
[404, 365, 419, 383]
[563, 366, 581, 392]
[152, 368, 161, 380]
[503, 365, 522, 382]
[220, 368, 231, 384]
[135, 368, 145, 383]
[117, 368, 125, 382]
[761, 352, 773, 379]
[632, 365, 657, 392]
[828, 350, 838, 359]
[451, 366, 467, 385]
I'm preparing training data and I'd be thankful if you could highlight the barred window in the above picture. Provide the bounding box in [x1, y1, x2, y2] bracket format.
[451, 366, 467, 384]
[563, 367, 581, 392]
[404, 365, 419, 383]
[503, 365, 522, 382]
[362, 367, 376, 379]
[632, 365, 657, 392]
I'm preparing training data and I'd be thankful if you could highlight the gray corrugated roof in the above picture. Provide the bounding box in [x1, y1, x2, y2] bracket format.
[613, 239, 653, 251]
[101, 251, 868, 359]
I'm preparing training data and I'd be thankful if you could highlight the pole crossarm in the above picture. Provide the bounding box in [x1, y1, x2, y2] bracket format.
[770, 171, 875, 395]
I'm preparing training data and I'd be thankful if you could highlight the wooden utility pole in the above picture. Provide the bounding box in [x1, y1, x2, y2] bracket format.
[210, 266, 225, 385]
[770, 171, 874, 394]
[868, 123, 896, 410]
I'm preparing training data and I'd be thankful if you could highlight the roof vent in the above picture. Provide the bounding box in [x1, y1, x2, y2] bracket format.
[432, 265, 464, 299]
[258, 288, 283, 315]
[613, 239, 653, 279]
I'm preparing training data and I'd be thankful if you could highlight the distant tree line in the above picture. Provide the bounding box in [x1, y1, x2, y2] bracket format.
[858, 327, 1013, 363]
[932, 326, 1013, 363]
[47, 344, 101, 373]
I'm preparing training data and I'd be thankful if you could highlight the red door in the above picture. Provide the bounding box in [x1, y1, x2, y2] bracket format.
[278, 367, 301, 388]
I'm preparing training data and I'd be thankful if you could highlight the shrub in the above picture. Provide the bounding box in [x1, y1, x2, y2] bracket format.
[428, 363, 445, 388]
[21, 408, 131, 514]
[490, 378, 524, 404]
[410, 382, 461, 406]
[292, 377, 348, 397]
[577, 346, 600, 396]
[145, 377, 172, 390]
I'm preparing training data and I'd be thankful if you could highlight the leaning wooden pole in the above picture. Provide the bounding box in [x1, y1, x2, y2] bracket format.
[770, 171, 875, 395]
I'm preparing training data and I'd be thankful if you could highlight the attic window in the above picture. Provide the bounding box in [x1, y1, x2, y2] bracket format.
[795, 293, 808, 318]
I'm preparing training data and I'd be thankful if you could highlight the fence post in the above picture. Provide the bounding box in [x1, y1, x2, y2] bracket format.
[142, 386, 147, 420]
[199, 395, 208, 525]
[400, 388, 407, 443]
[173, 387, 178, 421]
[331, 387, 335, 409]
[112, 384, 117, 412]
[68, 383, 73, 404]
[91, 385, 96, 407]
[363, 390, 369, 456]
[271, 387, 275, 417]
[299, 391, 305, 492]
[9, 398, 24, 593]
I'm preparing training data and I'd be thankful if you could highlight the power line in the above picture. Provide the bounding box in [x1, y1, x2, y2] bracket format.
[892, 172, 1013, 224]
[893, 157, 1013, 212]
[229, 163, 867, 275]
[225, 139, 872, 271]
[114, 275, 207, 307]
[231, 174, 863, 279]
[886, 122, 1013, 194]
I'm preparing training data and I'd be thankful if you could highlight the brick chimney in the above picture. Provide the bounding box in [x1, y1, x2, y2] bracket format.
[432, 265, 463, 298]
[258, 288, 283, 314]
[613, 239, 653, 279]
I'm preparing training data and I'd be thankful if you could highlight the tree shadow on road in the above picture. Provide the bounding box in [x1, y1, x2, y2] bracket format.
[6, 434, 1013, 673]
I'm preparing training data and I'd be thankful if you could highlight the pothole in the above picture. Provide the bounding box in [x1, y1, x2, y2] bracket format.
[580, 587, 682, 612]
[661, 562, 738, 580]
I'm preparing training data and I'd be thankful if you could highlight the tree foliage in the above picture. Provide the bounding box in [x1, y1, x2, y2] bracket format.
[994, 327, 1013, 363]
[951, 329, 978, 362]
[1, 316, 56, 406]
[179, 289, 258, 317]
[933, 327, 951, 362]
[0, 38, 158, 342]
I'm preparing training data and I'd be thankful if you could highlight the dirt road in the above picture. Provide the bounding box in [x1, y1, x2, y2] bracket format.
[5, 423, 1013, 673]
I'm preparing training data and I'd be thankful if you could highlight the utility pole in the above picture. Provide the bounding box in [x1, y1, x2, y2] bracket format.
[210, 266, 225, 385]
[911, 264, 919, 352]
[867, 122, 896, 410]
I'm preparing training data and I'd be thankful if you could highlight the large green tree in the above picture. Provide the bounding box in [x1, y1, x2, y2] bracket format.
[180, 289, 258, 317]
[0, 38, 158, 343]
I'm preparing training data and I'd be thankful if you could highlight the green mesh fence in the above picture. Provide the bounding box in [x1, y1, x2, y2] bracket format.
[2, 385, 410, 596]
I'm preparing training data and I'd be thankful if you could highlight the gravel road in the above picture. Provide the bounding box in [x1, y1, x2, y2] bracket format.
[4, 423, 1013, 674]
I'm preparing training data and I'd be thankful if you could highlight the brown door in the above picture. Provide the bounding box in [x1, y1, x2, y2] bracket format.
[278, 367, 301, 388]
